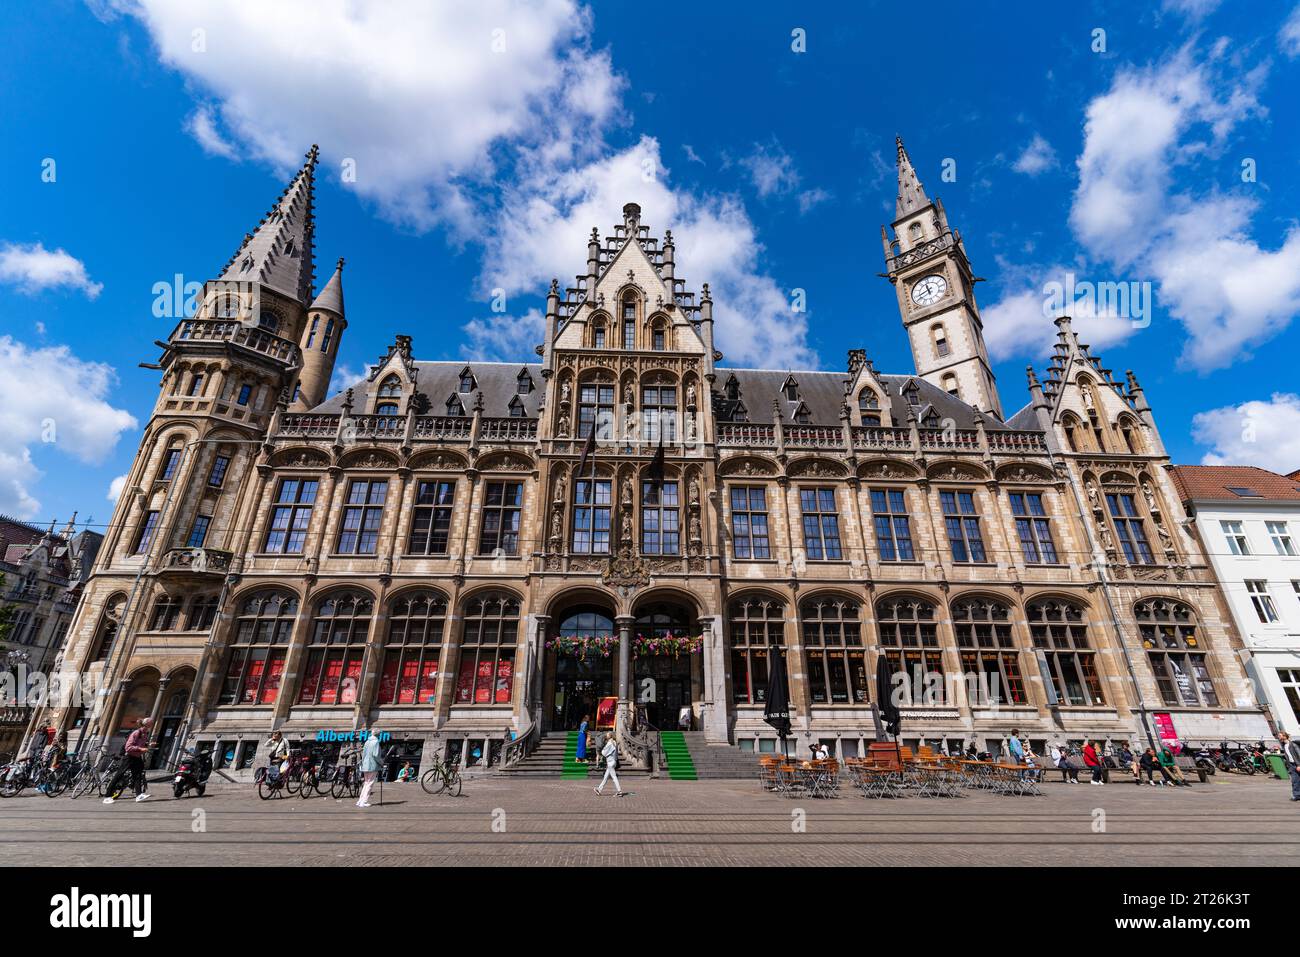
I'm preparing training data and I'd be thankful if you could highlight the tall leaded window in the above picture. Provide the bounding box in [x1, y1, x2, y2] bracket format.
[133, 510, 161, 554]
[407, 480, 456, 555]
[187, 596, 219, 631]
[641, 480, 680, 555]
[651, 322, 666, 351]
[728, 596, 786, 704]
[877, 596, 944, 705]
[207, 454, 231, 488]
[801, 597, 866, 705]
[1027, 599, 1104, 706]
[1009, 492, 1058, 564]
[478, 481, 522, 556]
[871, 489, 914, 561]
[1107, 492, 1154, 564]
[800, 488, 842, 560]
[729, 486, 770, 559]
[578, 383, 615, 440]
[377, 591, 446, 705]
[160, 446, 182, 481]
[940, 490, 986, 562]
[1136, 598, 1218, 707]
[335, 479, 388, 555]
[219, 591, 296, 705]
[456, 593, 519, 705]
[642, 385, 678, 443]
[298, 592, 373, 705]
[149, 595, 183, 631]
[622, 297, 636, 349]
[572, 478, 612, 554]
[264, 479, 318, 554]
[952, 597, 1026, 705]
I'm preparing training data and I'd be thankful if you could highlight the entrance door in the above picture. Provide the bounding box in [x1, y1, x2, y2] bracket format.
[151, 683, 191, 769]
[633, 604, 696, 729]
[551, 607, 617, 731]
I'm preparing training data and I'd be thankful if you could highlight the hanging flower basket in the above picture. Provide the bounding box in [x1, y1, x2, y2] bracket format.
[632, 633, 703, 659]
[545, 635, 618, 660]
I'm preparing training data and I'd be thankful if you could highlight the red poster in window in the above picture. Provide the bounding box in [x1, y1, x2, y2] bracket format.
[495, 657, 513, 704]
[341, 657, 362, 704]
[1153, 712, 1180, 750]
[475, 659, 494, 703]
[398, 658, 419, 705]
[420, 662, 438, 705]
[319, 655, 343, 704]
[456, 658, 475, 703]
[378, 654, 399, 705]
[260, 653, 284, 704]
[242, 655, 265, 704]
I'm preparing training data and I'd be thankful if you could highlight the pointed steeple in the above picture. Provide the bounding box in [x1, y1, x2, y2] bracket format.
[310, 257, 345, 316]
[219, 144, 319, 304]
[895, 136, 931, 220]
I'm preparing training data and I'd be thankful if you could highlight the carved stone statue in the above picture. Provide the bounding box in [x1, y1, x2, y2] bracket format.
[1142, 483, 1158, 513]
[689, 478, 700, 506]
[1080, 383, 1095, 411]
[685, 382, 696, 409]
[560, 381, 571, 404]
[550, 508, 564, 540]
[1086, 483, 1101, 512]
[554, 474, 566, 504]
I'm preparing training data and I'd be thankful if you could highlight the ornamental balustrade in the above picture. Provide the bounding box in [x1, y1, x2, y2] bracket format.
[171, 319, 300, 364]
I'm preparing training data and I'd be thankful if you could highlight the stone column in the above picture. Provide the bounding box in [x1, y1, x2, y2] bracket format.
[616, 615, 634, 726]
[699, 614, 729, 743]
[523, 614, 550, 730]
[145, 677, 172, 749]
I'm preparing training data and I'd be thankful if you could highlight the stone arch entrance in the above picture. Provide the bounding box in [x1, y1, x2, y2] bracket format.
[151, 667, 196, 768]
[631, 598, 703, 730]
[545, 601, 617, 732]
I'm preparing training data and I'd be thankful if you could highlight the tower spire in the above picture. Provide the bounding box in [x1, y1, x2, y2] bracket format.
[218, 144, 319, 305]
[895, 136, 930, 220]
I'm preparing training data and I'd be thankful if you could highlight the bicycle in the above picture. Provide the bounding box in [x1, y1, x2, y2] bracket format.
[329, 747, 362, 800]
[71, 751, 121, 799]
[419, 756, 463, 797]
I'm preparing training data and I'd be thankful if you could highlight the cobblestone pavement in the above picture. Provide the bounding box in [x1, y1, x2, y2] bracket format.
[1, 774, 1297, 867]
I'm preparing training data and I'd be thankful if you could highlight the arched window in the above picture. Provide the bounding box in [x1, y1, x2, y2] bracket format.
[728, 596, 786, 704]
[857, 389, 881, 426]
[149, 595, 183, 631]
[219, 591, 297, 705]
[941, 373, 959, 397]
[1118, 415, 1142, 454]
[376, 402, 400, 416]
[651, 319, 667, 351]
[909, 222, 923, 243]
[159, 440, 183, 482]
[1061, 413, 1081, 452]
[1136, 599, 1218, 707]
[932, 324, 950, 357]
[297, 591, 373, 705]
[88, 596, 125, 663]
[187, 595, 219, 631]
[951, 597, 1026, 705]
[622, 295, 637, 349]
[456, 593, 520, 705]
[591, 318, 607, 349]
[876, 596, 944, 705]
[321, 318, 335, 352]
[378, 591, 447, 705]
[800, 596, 865, 705]
[446, 395, 465, 417]
[376, 375, 402, 412]
[1027, 599, 1104, 706]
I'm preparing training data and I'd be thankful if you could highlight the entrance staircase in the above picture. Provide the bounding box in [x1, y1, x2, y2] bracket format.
[675, 732, 760, 780]
[658, 731, 697, 780]
[502, 732, 650, 778]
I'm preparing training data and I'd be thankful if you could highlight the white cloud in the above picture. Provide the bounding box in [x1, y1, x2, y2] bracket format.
[0, 337, 138, 518]
[328, 362, 370, 397]
[1282, 4, 1300, 58]
[184, 105, 238, 159]
[116, 0, 624, 234]
[1161, 0, 1222, 19]
[0, 242, 102, 298]
[797, 188, 832, 215]
[1192, 393, 1300, 473]
[682, 144, 704, 165]
[106, 474, 128, 502]
[462, 309, 545, 362]
[739, 140, 800, 198]
[981, 277, 1139, 363]
[1066, 48, 1295, 370]
[477, 137, 817, 370]
[1011, 134, 1057, 176]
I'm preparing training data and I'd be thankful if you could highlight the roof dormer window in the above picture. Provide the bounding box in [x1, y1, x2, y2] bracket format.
[516, 370, 533, 395]
[459, 368, 477, 393]
[446, 396, 465, 417]
[508, 396, 526, 418]
[782, 376, 798, 401]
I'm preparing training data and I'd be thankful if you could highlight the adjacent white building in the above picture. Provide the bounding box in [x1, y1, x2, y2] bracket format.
[1171, 466, 1300, 739]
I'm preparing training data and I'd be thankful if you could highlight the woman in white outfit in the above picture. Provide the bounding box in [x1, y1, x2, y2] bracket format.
[357, 729, 383, 808]
[594, 732, 624, 797]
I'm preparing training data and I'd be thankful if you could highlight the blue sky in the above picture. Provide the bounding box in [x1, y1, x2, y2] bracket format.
[2, 0, 1300, 529]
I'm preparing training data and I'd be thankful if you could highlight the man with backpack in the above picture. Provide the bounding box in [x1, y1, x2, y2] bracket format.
[1280, 732, 1300, 802]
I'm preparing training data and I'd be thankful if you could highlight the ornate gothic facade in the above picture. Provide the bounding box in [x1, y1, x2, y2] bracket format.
[40, 139, 1268, 772]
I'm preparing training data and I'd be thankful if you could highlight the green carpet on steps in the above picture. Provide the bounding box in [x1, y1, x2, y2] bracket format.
[659, 731, 698, 780]
[562, 731, 592, 778]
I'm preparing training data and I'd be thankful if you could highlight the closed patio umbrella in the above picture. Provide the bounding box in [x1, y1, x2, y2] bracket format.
[763, 647, 792, 759]
[875, 653, 903, 767]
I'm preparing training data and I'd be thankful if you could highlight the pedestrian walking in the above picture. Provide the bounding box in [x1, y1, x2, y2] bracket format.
[356, 729, 383, 808]
[593, 731, 624, 797]
[575, 713, 590, 763]
[104, 717, 153, 804]
[1082, 739, 1104, 785]
[1279, 732, 1300, 802]
[1007, 729, 1024, 764]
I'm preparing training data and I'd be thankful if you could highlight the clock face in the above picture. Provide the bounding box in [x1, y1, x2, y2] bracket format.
[910, 274, 948, 306]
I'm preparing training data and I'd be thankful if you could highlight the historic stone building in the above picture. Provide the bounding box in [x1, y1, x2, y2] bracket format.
[39, 139, 1269, 774]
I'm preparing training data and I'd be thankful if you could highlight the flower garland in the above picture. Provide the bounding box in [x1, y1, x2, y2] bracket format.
[546, 633, 704, 660]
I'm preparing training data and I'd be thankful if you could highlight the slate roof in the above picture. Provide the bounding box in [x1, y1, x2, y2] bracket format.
[1168, 465, 1300, 504]
[311, 258, 345, 315]
[217, 146, 319, 305]
[318, 361, 544, 418]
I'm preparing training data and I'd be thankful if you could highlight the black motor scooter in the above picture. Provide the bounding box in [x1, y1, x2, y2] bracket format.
[173, 748, 212, 798]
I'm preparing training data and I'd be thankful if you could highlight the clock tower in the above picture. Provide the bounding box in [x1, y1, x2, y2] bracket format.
[882, 137, 1002, 418]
